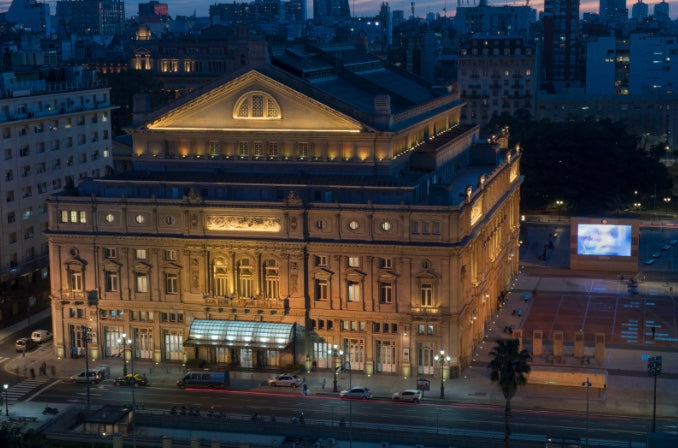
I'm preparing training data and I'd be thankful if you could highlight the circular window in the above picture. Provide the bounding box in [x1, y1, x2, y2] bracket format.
[164, 215, 175, 225]
[381, 221, 392, 231]
[105, 213, 114, 223]
[70, 248, 79, 256]
[316, 220, 326, 230]
[135, 214, 145, 224]
[348, 220, 359, 230]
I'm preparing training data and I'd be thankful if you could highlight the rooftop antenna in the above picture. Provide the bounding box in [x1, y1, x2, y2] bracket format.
[411, 1, 415, 19]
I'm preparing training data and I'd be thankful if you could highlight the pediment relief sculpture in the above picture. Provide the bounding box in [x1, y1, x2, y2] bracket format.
[206, 215, 281, 232]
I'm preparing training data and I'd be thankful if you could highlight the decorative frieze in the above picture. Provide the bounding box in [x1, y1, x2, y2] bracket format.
[206, 215, 281, 232]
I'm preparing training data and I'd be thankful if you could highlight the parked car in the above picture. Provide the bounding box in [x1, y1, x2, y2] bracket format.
[113, 374, 148, 387]
[70, 367, 107, 384]
[340, 386, 372, 399]
[31, 330, 53, 343]
[267, 374, 302, 388]
[15, 337, 37, 352]
[392, 389, 422, 403]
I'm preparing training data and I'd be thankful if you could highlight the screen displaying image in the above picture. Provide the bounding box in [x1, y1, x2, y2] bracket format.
[577, 224, 632, 256]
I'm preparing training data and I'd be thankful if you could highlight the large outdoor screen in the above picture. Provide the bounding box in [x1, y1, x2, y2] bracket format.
[577, 224, 632, 256]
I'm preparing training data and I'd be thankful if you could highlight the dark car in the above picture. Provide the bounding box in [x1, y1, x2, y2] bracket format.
[15, 337, 37, 352]
[113, 374, 148, 387]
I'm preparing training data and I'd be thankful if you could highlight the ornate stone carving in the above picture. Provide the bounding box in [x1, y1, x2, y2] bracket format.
[206, 215, 281, 232]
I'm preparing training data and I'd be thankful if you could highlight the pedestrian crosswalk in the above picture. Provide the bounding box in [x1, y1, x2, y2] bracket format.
[4, 378, 53, 402]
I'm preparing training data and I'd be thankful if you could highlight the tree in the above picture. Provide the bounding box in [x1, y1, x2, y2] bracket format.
[488, 338, 532, 448]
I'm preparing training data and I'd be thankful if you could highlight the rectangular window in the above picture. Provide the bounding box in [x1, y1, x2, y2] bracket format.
[315, 279, 329, 300]
[253, 142, 263, 158]
[136, 249, 147, 259]
[165, 273, 178, 294]
[297, 142, 309, 159]
[379, 282, 393, 304]
[164, 250, 177, 261]
[421, 283, 432, 306]
[347, 281, 360, 302]
[267, 142, 279, 158]
[348, 257, 360, 268]
[381, 258, 392, 269]
[71, 271, 83, 291]
[103, 248, 117, 259]
[105, 272, 119, 292]
[238, 142, 249, 158]
[316, 255, 328, 266]
[136, 272, 149, 293]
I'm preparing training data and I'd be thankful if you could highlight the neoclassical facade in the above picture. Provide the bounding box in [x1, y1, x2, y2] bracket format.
[47, 47, 522, 378]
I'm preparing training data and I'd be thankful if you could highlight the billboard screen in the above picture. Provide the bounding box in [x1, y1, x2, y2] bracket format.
[577, 224, 632, 256]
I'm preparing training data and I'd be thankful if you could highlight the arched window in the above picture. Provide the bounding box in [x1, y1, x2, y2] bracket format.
[263, 259, 279, 299]
[213, 257, 228, 297]
[237, 258, 253, 298]
[233, 91, 281, 119]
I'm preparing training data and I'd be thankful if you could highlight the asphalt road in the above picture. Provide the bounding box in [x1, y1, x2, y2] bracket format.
[30, 380, 665, 446]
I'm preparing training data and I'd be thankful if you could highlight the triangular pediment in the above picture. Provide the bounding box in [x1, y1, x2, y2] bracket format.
[146, 70, 364, 133]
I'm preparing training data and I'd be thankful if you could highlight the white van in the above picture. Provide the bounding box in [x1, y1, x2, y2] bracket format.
[31, 330, 53, 343]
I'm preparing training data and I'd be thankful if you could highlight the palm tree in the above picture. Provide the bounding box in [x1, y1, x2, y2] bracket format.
[488, 338, 532, 448]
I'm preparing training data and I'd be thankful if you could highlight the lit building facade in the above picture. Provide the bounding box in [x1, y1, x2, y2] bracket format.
[47, 49, 521, 378]
[458, 36, 537, 126]
[0, 70, 113, 290]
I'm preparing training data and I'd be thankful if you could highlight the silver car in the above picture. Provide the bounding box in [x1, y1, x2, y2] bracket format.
[267, 374, 302, 388]
[340, 386, 372, 399]
[392, 389, 422, 403]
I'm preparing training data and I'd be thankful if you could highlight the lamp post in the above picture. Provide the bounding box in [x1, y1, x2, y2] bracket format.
[555, 200, 564, 221]
[582, 377, 591, 448]
[3, 383, 8, 416]
[433, 350, 451, 399]
[117, 333, 130, 377]
[664, 197, 671, 214]
[648, 356, 662, 433]
[332, 344, 343, 393]
[633, 202, 642, 211]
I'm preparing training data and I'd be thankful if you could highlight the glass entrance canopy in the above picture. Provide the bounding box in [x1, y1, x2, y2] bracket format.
[186, 319, 294, 349]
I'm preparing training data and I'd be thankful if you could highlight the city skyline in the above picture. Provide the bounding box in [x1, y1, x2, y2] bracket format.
[1, 0, 676, 20]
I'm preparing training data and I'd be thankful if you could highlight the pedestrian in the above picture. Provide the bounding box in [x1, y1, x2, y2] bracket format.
[50, 365, 56, 376]
[30, 367, 35, 379]
[322, 378, 326, 389]
[40, 362, 47, 376]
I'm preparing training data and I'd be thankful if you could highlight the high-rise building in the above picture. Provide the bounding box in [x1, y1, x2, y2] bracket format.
[458, 36, 537, 126]
[599, 0, 628, 28]
[630, 0, 648, 20]
[454, 2, 537, 36]
[138, 1, 169, 18]
[653, 0, 669, 18]
[55, 0, 125, 36]
[46, 47, 521, 376]
[313, 0, 351, 23]
[5, 0, 52, 35]
[542, 0, 580, 85]
[0, 67, 113, 294]
[629, 34, 678, 95]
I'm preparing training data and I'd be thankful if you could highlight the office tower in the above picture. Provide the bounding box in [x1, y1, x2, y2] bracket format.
[630, 0, 648, 20]
[542, 0, 580, 84]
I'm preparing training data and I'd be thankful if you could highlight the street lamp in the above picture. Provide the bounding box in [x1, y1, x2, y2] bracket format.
[433, 350, 451, 399]
[3, 383, 8, 416]
[633, 202, 642, 211]
[332, 344, 343, 393]
[582, 377, 591, 448]
[664, 197, 671, 214]
[555, 200, 564, 221]
[117, 333, 131, 377]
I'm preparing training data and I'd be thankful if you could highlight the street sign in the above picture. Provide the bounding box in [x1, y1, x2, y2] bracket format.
[648, 356, 663, 376]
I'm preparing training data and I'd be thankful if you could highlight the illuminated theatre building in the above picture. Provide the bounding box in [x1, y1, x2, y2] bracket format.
[47, 49, 522, 378]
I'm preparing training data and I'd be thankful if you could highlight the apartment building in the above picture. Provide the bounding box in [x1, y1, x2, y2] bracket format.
[0, 68, 114, 291]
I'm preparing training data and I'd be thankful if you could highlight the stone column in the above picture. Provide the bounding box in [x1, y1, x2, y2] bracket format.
[574, 330, 584, 358]
[532, 330, 543, 357]
[552, 330, 563, 357]
[595, 332, 606, 360]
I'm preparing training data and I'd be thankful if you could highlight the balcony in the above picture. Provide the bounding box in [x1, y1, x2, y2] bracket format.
[410, 305, 441, 316]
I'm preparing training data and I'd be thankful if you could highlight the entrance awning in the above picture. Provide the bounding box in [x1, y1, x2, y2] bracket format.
[185, 320, 295, 349]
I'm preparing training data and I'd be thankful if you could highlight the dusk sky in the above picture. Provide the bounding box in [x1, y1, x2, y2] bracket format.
[0, 0, 676, 20]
